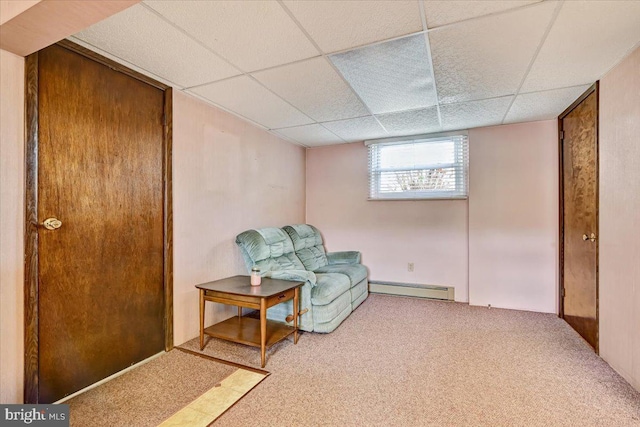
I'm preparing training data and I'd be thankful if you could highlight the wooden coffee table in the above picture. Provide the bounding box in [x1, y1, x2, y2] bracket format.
[196, 275, 303, 367]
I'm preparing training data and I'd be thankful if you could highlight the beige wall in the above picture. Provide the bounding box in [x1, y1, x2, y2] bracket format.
[0, 0, 40, 25]
[0, 0, 138, 56]
[599, 46, 640, 392]
[0, 49, 25, 404]
[306, 142, 469, 301]
[468, 121, 559, 313]
[306, 121, 559, 309]
[172, 91, 306, 345]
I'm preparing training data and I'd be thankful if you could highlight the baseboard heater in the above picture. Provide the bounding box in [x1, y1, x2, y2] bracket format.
[369, 281, 455, 301]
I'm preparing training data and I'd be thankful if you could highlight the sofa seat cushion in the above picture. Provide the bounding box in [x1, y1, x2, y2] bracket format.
[311, 273, 350, 306]
[314, 264, 367, 287]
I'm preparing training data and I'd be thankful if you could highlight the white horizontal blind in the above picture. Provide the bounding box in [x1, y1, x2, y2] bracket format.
[367, 134, 468, 200]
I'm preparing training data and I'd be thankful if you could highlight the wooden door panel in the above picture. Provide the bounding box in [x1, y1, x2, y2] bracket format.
[37, 45, 165, 402]
[561, 90, 598, 350]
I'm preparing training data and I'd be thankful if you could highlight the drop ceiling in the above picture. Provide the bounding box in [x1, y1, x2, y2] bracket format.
[69, 0, 640, 147]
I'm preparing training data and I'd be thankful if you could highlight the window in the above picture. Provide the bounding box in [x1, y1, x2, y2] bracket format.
[366, 133, 469, 200]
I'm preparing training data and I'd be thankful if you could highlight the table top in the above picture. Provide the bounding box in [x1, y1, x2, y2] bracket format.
[195, 275, 303, 297]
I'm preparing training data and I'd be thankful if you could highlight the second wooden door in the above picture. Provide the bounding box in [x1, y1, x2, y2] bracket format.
[560, 86, 599, 351]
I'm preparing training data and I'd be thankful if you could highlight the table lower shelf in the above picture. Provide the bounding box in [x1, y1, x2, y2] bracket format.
[204, 316, 295, 349]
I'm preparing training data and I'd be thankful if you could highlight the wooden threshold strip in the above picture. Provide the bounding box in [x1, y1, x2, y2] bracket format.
[159, 353, 268, 427]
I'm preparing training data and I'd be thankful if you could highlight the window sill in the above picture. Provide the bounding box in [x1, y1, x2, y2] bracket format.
[367, 197, 468, 201]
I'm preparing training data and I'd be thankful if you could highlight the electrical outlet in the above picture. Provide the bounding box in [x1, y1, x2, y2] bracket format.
[408, 262, 414, 272]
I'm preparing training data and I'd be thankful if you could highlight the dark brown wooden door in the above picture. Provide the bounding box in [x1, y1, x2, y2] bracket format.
[37, 44, 165, 402]
[560, 88, 598, 351]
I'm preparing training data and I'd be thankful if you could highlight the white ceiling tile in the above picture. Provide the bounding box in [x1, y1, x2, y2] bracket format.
[504, 85, 591, 124]
[521, 1, 640, 92]
[440, 96, 513, 131]
[424, 1, 541, 29]
[376, 107, 441, 137]
[282, 0, 423, 53]
[253, 57, 369, 122]
[71, 0, 638, 148]
[74, 5, 240, 87]
[273, 124, 345, 147]
[430, 1, 556, 104]
[144, 0, 319, 72]
[330, 34, 438, 115]
[189, 76, 314, 129]
[321, 116, 388, 143]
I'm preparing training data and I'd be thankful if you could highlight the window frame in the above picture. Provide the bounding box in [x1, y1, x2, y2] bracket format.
[366, 131, 469, 201]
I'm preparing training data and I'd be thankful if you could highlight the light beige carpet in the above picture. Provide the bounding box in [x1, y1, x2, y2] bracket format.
[182, 294, 640, 426]
[66, 349, 265, 427]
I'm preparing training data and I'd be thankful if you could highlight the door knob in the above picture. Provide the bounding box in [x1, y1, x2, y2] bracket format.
[42, 218, 62, 230]
[582, 233, 596, 242]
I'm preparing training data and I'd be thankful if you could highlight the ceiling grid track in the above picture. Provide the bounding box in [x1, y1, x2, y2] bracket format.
[426, 0, 556, 33]
[140, 2, 320, 139]
[500, 1, 565, 125]
[418, 0, 443, 129]
[139, 2, 241, 76]
[276, 0, 391, 138]
[69, 1, 640, 146]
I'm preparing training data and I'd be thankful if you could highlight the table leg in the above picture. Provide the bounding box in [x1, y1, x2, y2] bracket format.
[199, 289, 205, 350]
[238, 306, 242, 318]
[293, 287, 299, 344]
[260, 298, 267, 368]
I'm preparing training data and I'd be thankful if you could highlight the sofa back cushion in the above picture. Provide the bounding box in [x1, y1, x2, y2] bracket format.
[283, 224, 328, 271]
[235, 227, 305, 273]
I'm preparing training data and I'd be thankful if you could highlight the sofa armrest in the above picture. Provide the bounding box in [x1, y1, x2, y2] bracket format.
[263, 269, 317, 287]
[327, 251, 361, 265]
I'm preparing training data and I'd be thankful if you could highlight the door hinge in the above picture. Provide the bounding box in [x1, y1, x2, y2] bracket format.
[162, 114, 167, 126]
[560, 130, 564, 140]
[561, 288, 565, 298]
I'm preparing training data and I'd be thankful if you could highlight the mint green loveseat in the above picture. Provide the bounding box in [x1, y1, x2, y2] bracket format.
[235, 224, 368, 333]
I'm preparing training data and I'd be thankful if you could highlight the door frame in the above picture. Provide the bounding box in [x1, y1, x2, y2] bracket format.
[557, 82, 599, 352]
[23, 40, 174, 403]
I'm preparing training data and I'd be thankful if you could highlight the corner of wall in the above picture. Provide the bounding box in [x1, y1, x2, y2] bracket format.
[598, 45, 640, 393]
[0, 48, 26, 403]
